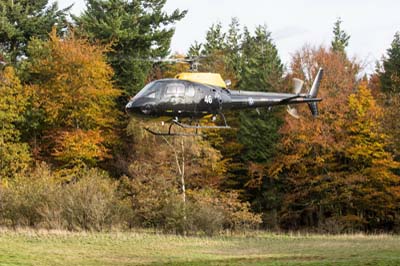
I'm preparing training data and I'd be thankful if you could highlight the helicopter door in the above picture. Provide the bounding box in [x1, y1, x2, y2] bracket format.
[184, 84, 196, 114]
[162, 82, 186, 114]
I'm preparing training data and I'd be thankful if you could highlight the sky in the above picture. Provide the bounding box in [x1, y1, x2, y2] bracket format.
[56, 0, 400, 73]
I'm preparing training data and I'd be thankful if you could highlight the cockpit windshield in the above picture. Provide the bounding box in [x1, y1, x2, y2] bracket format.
[132, 81, 158, 100]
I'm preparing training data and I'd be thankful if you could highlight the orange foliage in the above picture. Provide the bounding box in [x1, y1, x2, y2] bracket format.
[270, 46, 360, 179]
[27, 28, 120, 165]
[29, 28, 120, 130]
[270, 46, 400, 230]
[52, 129, 109, 166]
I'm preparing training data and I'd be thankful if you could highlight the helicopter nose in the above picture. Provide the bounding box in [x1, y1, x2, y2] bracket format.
[125, 100, 139, 116]
[125, 99, 154, 116]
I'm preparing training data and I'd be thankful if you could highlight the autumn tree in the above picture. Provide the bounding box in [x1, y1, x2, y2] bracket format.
[342, 82, 400, 230]
[24, 29, 120, 167]
[269, 45, 361, 230]
[0, 0, 70, 64]
[74, 0, 187, 96]
[0, 67, 31, 179]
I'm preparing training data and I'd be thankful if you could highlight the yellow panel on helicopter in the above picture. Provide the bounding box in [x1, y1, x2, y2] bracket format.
[175, 72, 226, 88]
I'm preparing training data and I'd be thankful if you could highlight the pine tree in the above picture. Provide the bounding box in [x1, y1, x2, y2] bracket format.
[187, 22, 284, 218]
[0, 0, 70, 64]
[74, 0, 187, 96]
[238, 25, 284, 164]
[331, 18, 350, 55]
[378, 32, 400, 176]
[225, 18, 242, 81]
[187, 41, 202, 58]
[380, 32, 400, 94]
[202, 22, 226, 55]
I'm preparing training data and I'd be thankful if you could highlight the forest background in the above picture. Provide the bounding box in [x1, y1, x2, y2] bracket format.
[0, 0, 399, 235]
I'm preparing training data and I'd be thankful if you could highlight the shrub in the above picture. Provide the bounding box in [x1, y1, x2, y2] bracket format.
[189, 189, 262, 233]
[61, 167, 124, 231]
[0, 163, 125, 231]
[0, 163, 61, 228]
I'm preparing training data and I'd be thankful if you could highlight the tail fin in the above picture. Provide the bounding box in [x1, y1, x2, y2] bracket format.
[309, 68, 323, 98]
[307, 68, 323, 117]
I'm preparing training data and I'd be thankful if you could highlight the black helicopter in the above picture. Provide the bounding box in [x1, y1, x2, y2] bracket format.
[125, 59, 323, 136]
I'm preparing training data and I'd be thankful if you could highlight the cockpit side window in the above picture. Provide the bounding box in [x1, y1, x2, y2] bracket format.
[132, 81, 158, 100]
[166, 83, 185, 96]
[166, 86, 176, 94]
[147, 92, 156, 98]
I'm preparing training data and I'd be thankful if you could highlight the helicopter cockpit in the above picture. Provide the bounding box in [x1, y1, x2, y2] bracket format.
[131, 81, 159, 101]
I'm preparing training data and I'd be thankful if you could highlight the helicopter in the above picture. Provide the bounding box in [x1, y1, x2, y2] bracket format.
[125, 58, 323, 136]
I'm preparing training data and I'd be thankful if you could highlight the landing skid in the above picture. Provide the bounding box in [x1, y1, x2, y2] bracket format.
[144, 127, 202, 137]
[145, 113, 231, 136]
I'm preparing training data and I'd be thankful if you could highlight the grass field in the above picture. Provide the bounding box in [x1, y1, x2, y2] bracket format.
[0, 230, 399, 266]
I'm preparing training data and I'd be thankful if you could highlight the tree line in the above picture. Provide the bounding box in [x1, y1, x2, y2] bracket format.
[0, 0, 399, 234]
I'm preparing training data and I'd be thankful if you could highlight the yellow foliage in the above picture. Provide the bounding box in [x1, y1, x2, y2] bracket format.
[52, 129, 109, 166]
[26, 28, 121, 165]
[0, 66, 31, 178]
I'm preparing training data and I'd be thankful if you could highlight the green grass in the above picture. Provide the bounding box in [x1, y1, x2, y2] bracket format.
[0, 230, 399, 266]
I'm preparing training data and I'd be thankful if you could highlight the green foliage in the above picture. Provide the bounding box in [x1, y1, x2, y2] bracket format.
[239, 25, 283, 91]
[0, 0, 70, 64]
[238, 110, 283, 163]
[379, 32, 400, 94]
[381, 94, 400, 171]
[331, 18, 350, 55]
[190, 21, 284, 209]
[0, 67, 31, 179]
[202, 22, 226, 55]
[238, 25, 284, 163]
[74, 0, 187, 96]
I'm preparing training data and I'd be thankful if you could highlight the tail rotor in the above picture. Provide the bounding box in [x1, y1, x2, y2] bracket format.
[286, 68, 323, 118]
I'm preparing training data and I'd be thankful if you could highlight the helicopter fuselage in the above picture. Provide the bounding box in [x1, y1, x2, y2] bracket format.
[125, 78, 321, 120]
